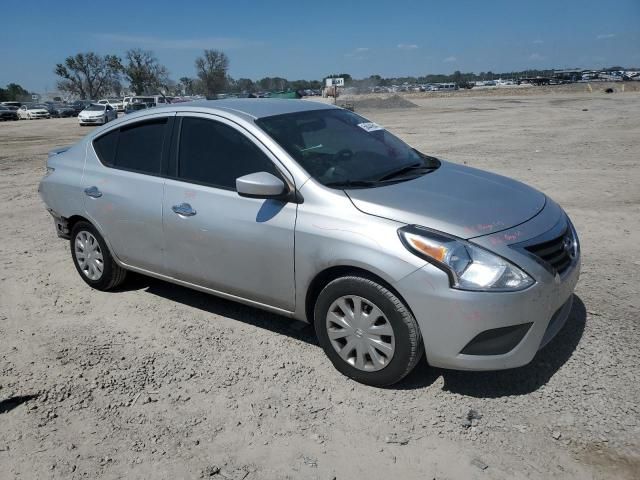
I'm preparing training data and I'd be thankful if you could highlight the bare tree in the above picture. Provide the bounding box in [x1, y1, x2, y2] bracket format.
[179, 76, 197, 95]
[195, 50, 229, 97]
[123, 49, 169, 95]
[54, 52, 122, 99]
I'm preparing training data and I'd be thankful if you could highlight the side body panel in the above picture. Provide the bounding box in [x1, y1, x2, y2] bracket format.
[163, 181, 297, 310]
[81, 113, 175, 272]
[292, 181, 427, 321]
[161, 113, 298, 310]
[39, 143, 87, 220]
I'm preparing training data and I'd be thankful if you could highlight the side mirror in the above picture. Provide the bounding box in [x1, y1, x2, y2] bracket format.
[236, 172, 287, 199]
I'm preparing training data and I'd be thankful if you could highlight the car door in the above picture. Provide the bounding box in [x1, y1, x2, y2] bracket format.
[83, 113, 175, 273]
[162, 113, 297, 311]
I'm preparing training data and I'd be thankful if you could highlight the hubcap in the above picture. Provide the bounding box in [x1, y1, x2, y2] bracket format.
[325, 295, 395, 372]
[74, 231, 104, 281]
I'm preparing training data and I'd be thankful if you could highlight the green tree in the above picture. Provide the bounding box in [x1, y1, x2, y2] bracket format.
[54, 52, 122, 99]
[123, 49, 169, 95]
[235, 78, 255, 93]
[0, 83, 30, 101]
[195, 49, 229, 97]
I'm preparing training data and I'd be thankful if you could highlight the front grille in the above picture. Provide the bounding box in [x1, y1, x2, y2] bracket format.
[525, 228, 575, 274]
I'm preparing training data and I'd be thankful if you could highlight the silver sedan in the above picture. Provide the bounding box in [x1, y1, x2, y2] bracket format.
[39, 99, 580, 386]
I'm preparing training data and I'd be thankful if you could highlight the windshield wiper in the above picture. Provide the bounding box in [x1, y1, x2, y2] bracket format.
[376, 162, 433, 182]
[324, 179, 379, 189]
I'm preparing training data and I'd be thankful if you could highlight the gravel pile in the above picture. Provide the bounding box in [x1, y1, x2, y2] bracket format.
[347, 94, 418, 110]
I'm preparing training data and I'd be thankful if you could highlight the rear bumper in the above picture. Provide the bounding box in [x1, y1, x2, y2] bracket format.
[46, 209, 70, 239]
[393, 212, 581, 371]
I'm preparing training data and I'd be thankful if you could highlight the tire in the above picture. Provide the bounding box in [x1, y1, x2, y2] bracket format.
[70, 221, 127, 291]
[314, 276, 423, 387]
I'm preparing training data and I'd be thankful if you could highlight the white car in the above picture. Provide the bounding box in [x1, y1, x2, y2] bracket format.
[78, 104, 117, 126]
[98, 98, 125, 112]
[17, 104, 51, 120]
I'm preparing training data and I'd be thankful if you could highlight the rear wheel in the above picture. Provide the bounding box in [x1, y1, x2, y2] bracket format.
[314, 276, 423, 387]
[70, 221, 127, 291]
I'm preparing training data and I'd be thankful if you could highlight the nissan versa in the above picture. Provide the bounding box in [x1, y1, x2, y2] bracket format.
[39, 99, 580, 386]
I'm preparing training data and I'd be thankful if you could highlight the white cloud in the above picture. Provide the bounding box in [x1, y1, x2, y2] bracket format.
[596, 33, 616, 40]
[397, 43, 418, 50]
[94, 33, 263, 50]
[529, 53, 546, 61]
[345, 47, 370, 58]
[443, 56, 457, 63]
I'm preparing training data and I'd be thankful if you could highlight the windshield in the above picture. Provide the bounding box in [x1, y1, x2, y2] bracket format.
[256, 108, 439, 187]
[85, 105, 105, 111]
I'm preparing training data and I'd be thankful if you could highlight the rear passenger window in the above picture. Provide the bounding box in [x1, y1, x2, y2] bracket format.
[116, 119, 166, 174]
[92, 118, 168, 175]
[178, 117, 280, 189]
[93, 129, 118, 167]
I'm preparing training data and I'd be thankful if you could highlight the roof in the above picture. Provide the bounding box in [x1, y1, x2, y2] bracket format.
[177, 98, 337, 120]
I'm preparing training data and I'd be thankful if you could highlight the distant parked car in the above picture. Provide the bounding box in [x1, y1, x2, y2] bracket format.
[123, 95, 172, 109]
[1, 101, 21, 110]
[44, 103, 76, 118]
[124, 102, 151, 114]
[78, 104, 117, 126]
[17, 104, 51, 120]
[56, 104, 78, 118]
[98, 98, 125, 112]
[0, 105, 19, 120]
[70, 100, 93, 115]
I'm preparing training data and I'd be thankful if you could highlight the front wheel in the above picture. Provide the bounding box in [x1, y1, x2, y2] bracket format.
[70, 221, 127, 290]
[314, 276, 423, 387]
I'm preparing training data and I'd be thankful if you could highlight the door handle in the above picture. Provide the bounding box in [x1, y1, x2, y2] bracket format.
[84, 186, 102, 198]
[172, 203, 197, 217]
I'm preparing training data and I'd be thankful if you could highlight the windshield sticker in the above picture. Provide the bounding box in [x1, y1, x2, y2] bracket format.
[357, 122, 384, 132]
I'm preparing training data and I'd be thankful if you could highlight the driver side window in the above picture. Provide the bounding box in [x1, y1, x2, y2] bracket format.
[176, 117, 281, 190]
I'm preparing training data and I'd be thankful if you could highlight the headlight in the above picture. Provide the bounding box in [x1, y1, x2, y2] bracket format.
[398, 226, 534, 291]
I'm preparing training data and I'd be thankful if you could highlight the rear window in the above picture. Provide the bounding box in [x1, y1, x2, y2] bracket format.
[92, 118, 168, 175]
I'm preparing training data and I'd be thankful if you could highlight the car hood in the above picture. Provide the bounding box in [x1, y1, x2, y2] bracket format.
[28, 109, 48, 113]
[80, 111, 104, 116]
[345, 160, 546, 239]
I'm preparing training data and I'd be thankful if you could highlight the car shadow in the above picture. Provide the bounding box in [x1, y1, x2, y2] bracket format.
[122, 275, 586, 397]
[134, 275, 318, 346]
[396, 295, 587, 396]
[0, 394, 39, 414]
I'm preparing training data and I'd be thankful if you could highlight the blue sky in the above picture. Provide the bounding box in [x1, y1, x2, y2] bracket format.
[1, 0, 638, 92]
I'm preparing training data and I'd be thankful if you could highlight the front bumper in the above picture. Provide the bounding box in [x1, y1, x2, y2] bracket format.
[393, 211, 581, 371]
[78, 117, 105, 124]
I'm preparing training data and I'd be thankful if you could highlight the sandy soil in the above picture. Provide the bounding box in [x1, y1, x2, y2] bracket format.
[1, 89, 639, 479]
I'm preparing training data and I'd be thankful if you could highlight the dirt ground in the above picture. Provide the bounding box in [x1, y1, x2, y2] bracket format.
[1, 88, 639, 479]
